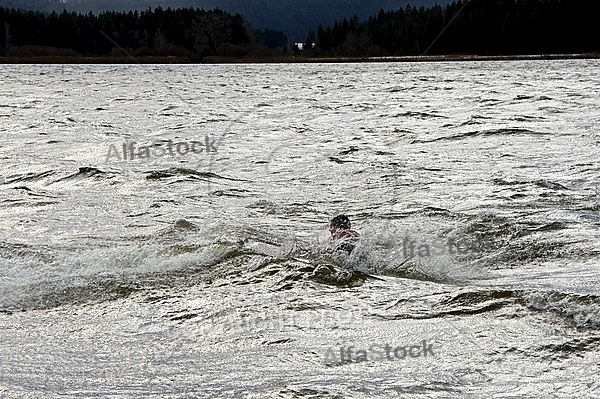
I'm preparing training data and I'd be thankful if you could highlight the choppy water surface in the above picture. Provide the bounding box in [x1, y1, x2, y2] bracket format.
[1, 61, 599, 398]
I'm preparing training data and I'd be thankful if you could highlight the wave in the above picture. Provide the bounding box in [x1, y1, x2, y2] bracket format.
[52, 166, 116, 183]
[0, 250, 374, 312]
[0, 225, 376, 311]
[0, 214, 595, 325]
[525, 291, 600, 329]
[374, 287, 600, 329]
[3, 169, 57, 184]
[511, 94, 554, 102]
[1, 186, 59, 208]
[413, 128, 549, 143]
[358, 212, 590, 279]
[393, 111, 448, 119]
[0, 241, 235, 311]
[145, 167, 242, 182]
[492, 177, 571, 191]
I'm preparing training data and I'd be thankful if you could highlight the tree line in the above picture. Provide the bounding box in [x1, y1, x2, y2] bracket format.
[0, 6, 288, 58]
[312, 0, 598, 57]
[0, 0, 598, 60]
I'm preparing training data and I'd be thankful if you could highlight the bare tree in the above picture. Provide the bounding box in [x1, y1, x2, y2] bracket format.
[193, 12, 233, 56]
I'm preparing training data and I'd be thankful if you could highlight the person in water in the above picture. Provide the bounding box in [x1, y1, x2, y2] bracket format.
[329, 214, 359, 253]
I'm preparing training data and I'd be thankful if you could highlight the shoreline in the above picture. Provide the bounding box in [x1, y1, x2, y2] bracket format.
[0, 53, 598, 64]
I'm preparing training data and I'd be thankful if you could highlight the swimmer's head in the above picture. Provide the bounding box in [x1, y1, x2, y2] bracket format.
[330, 214, 351, 231]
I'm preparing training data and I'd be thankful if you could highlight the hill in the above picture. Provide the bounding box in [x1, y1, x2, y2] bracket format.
[0, 0, 452, 37]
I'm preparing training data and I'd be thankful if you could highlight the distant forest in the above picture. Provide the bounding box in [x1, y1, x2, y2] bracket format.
[0, 7, 288, 59]
[314, 0, 599, 56]
[0, 0, 598, 60]
[0, 1, 452, 38]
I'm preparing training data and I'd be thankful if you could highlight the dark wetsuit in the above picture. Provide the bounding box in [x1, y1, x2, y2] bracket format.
[331, 228, 359, 253]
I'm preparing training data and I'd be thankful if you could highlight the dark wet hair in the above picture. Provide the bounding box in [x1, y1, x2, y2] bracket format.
[330, 214, 351, 230]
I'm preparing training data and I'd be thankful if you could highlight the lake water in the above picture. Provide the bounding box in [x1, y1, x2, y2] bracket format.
[1, 61, 599, 398]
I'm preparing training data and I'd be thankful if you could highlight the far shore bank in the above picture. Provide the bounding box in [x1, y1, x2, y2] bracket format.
[1, 53, 599, 64]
